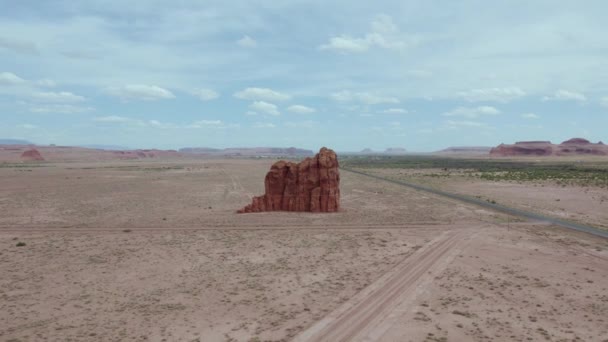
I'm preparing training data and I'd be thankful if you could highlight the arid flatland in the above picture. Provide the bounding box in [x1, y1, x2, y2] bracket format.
[1, 157, 607, 341]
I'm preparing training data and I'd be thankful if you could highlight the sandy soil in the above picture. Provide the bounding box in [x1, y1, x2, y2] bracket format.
[361, 167, 608, 230]
[1, 159, 607, 341]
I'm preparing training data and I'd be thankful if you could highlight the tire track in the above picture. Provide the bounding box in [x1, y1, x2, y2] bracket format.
[294, 229, 471, 342]
[0, 223, 468, 233]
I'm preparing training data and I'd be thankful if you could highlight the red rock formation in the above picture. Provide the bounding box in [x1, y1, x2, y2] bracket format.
[557, 138, 608, 156]
[490, 138, 608, 157]
[21, 148, 45, 161]
[238, 147, 340, 213]
[490, 141, 553, 156]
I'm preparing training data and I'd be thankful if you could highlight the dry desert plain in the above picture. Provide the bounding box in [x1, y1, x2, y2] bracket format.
[1, 157, 608, 342]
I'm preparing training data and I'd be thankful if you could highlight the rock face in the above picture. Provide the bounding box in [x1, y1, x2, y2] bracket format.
[20, 148, 44, 161]
[238, 147, 340, 213]
[557, 138, 608, 156]
[490, 141, 554, 156]
[490, 138, 608, 157]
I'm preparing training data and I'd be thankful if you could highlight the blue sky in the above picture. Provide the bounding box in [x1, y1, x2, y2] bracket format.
[1, 0, 607, 151]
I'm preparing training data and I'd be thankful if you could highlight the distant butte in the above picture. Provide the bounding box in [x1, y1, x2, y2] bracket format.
[21, 148, 45, 161]
[490, 138, 608, 157]
[238, 147, 340, 213]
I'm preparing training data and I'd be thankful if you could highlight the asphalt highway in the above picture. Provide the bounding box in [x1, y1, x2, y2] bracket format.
[343, 167, 608, 239]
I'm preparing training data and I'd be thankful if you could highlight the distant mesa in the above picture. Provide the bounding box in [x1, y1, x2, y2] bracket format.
[112, 149, 181, 159]
[384, 147, 408, 155]
[21, 148, 45, 161]
[490, 138, 608, 157]
[238, 147, 340, 213]
[179, 147, 314, 157]
[360, 148, 374, 154]
[0, 139, 32, 145]
[435, 146, 492, 155]
[561, 138, 590, 145]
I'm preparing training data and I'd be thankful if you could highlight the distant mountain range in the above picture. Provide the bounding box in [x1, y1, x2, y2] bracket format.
[79, 144, 131, 151]
[434, 146, 492, 155]
[179, 147, 314, 156]
[490, 138, 608, 156]
[0, 139, 32, 145]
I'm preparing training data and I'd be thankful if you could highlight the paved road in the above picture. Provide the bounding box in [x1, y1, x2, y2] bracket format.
[343, 168, 608, 239]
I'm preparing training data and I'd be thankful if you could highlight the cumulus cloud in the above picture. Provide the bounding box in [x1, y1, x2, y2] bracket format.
[382, 108, 408, 114]
[319, 14, 418, 53]
[106, 85, 175, 101]
[94, 115, 131, 123]
[521, 113, 539, 119]
[31, 91, 85, 103]
[253, 122, 276, 128]
[542, 90, 587, 102]
[0, 72, 26, 85]
[29, 104, 93, 114]
[236, 35, 257, 48]
[599, 97, 608, 108]
[250, 101, 280, 116]
[287, 105, 316, 114]
[442, 106, 500, 118]
[187, 119, 224, 128]
[331, 90, 399, 105]
[193, 88, 219, 101]
[234, 87, 290, 102]
[36, 79, 57, 88]
[458, 87, 526, 102]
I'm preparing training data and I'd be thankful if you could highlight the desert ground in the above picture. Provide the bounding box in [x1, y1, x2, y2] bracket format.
[1, 157, 608, 341]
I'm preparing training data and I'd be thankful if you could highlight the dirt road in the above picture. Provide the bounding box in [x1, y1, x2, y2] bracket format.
[294, 229, 474, 341]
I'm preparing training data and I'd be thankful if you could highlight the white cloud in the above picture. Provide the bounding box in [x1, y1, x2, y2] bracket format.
[319, 14, 418, 53]
[18, 124, 37, 129]
[253, 122, 276, 128]
[245, 111, 258, 116]
[287, 105, 316, 114]
[599, 97, 608, 108]
[442, 106, 500, 118]
[106, 85, 175, 101]
[29, 104, 93, 114]
[94, 115, 131, 123]
[36, 79, 57, 88]
[236, 35, 257, 48]
[250, 101, 280, 116]
[458, 87, 526, 102]
[319, 36, 370, 53]
[187, 119, 223, 128]
[0, 72, 26, 85]
[331, 90, 399, 105]
[521, 113, 539, 119]
[234, 87, 290, 102]
[542, 90, 587, 102]
[31, 91, 85, 103]
[193, 88, 219, 101]
[382, 108, 408, 114]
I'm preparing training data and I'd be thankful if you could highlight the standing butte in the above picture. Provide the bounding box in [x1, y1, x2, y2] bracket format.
[238, 147, 340, 213]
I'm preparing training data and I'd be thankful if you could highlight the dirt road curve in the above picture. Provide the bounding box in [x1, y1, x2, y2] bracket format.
[294, 229, 473, 342]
